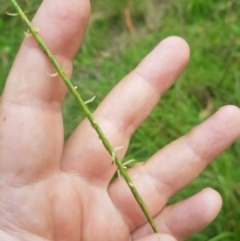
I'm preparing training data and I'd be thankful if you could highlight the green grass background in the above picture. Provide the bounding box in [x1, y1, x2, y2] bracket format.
[1, 0, 240, 240]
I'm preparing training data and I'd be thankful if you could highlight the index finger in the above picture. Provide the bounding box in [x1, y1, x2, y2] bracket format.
[0, 0, 90, 184]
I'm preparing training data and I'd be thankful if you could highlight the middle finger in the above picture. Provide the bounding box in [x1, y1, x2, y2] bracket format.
[61, 37, 190, 184]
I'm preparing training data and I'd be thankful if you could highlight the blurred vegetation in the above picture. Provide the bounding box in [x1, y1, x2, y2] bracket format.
[1, 0, 240, 240]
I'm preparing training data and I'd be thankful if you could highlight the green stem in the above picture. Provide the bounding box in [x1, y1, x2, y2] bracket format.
[9, 0, 159, 233]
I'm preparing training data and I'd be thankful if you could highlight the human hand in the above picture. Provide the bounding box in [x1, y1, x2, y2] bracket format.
[1, 1, 240, 241]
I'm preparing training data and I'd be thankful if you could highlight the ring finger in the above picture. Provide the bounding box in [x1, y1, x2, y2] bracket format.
[109, 105, 240, 231]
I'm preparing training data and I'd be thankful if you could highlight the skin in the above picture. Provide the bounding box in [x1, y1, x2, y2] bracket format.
[0, 0, 240, 240]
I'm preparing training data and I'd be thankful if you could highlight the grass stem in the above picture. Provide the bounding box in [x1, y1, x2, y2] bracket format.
[9, 0, 159, 233]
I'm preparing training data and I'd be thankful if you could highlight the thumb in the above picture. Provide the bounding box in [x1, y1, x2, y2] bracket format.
[135, 233, 178, 241]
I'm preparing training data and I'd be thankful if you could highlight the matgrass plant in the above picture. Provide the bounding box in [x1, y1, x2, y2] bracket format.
[8, 0, 159, 233]
[1, 0, 240, 240]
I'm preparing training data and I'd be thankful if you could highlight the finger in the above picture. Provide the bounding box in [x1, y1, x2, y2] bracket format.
[109, 105, 240, 230]
[61, 37, 190, 183]
[3, 0, 90, 105]
[134, 234, 177, 241]
[0, 0, 90, 184]
[132, 188, 222, 241]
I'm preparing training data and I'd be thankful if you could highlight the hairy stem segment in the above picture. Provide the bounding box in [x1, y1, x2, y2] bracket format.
[9, 0, 159, 233]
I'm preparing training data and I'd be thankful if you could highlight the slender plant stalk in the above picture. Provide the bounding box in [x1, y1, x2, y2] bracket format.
[9, 0, 159, 233]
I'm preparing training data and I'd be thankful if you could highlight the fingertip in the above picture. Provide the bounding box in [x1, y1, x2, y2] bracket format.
[29, 0, 91, 59]
[217, 105, 240, 133]
[219, 104, 240, 113]
[197, 188, 222, 225]
[136, 36, 190, 93]
[179, 187, 222, 230]
[160, 36, 190, 64]
[150, 188, 223, 239]
[185, 104, 240, 163]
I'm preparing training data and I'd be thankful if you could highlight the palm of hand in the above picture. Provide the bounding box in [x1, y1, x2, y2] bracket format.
[2, 170, 129, 240]
[1, 0, 240, 241]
